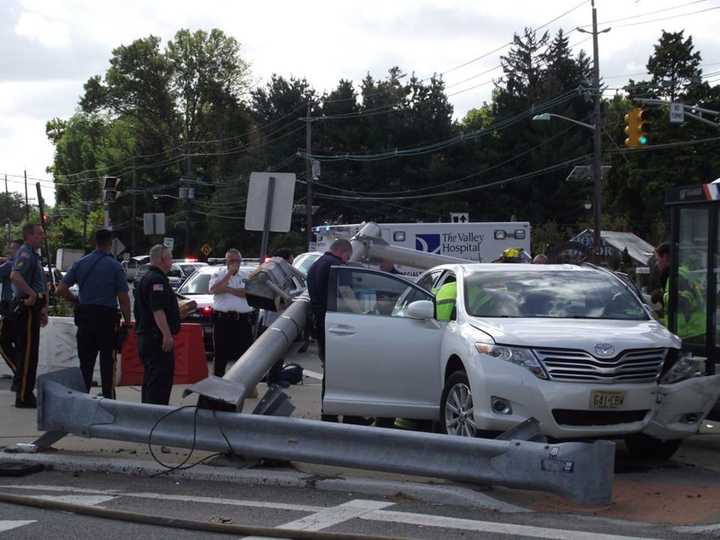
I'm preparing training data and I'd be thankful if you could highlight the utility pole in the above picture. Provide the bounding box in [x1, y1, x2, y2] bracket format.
[131, 157, 137, 255]
[24, 170, 29, 220]
[590, 0, 603, 260]
[3, 174, 8, 243]
[183, 144, 193, 257]
[304, 104, 313, 251]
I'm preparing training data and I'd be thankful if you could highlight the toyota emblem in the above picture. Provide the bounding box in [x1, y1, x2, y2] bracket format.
[594, 343, 615, 357]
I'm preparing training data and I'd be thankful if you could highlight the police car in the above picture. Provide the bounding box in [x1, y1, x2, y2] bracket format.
[320, 262, 720, 459]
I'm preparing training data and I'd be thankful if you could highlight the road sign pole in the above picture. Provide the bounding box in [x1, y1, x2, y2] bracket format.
[259, 176, 276, 261]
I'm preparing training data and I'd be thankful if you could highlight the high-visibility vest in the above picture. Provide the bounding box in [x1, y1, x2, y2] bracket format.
[435, 281, 457, 321]
[663, 265, 705, 340]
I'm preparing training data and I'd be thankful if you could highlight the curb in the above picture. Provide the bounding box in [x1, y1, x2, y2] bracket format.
[0, 452, 527, 513]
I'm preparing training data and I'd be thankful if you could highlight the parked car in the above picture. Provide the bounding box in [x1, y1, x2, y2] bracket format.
[321, 263, 720, 459]
[171, 260, 208, 288]
[176, 263, 259, 359]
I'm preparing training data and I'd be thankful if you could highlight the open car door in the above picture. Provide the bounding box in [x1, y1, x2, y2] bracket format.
[323, 267, 444, 419]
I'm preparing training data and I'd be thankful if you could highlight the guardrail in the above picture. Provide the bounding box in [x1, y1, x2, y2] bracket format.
[32, 368, 614, 505]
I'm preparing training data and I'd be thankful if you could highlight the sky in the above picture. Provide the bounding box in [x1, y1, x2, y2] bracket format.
[1, 0, 719, 205]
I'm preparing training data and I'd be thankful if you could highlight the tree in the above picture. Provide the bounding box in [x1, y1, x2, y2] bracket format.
[0, 192, 26, 225]
[646, 31, 702, 101]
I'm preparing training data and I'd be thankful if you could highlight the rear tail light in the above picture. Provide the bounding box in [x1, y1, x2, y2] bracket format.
[201, 306, 213, 318]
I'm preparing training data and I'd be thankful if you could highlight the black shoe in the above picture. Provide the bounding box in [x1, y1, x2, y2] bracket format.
[15, 397, 37, 409]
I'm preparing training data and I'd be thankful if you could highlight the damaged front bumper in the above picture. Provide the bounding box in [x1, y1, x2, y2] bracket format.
[642, 374, 720, 440]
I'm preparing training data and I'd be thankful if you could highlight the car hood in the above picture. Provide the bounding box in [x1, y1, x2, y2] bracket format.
[467, 316, 680, 352]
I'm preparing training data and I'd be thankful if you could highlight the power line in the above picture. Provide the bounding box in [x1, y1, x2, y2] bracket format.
[311, 122, 583, 197]
[579, 0, 710, 27]
[302, 89, 581, 162]
[613, 5, 720, 29]
[314, 154, 590, 201]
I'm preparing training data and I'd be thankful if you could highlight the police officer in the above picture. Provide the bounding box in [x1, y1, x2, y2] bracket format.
[0, 239, 22, 389]
[134, 244, 181, 405]
[56, 230, 131, 399]
[10, 223, 48, 408]
[306, 239, 353, 421]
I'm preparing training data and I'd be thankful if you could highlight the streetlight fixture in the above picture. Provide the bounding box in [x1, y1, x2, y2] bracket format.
[532, 110, 604, 260]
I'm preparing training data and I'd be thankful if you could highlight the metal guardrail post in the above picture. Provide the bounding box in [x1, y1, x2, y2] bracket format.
[34, 368, 614, 505]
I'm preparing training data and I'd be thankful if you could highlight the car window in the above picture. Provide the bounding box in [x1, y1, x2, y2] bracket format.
[335, 268, 431, 317]
[416, 271, 441, 292]
[464, 270, 649, 320]
[179, 273, 211, 295]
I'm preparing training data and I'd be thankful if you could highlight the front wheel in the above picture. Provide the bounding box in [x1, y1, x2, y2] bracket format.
[440, 371, 478, 437]
[625, 435, 682, 461]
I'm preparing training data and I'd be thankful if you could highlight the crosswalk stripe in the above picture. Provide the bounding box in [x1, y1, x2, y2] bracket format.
[0, 521, 36, 533]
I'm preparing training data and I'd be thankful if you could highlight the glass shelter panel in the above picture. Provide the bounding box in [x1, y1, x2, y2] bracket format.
[676, 208, 708, 348]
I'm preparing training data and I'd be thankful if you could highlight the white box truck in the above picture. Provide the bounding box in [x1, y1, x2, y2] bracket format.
[312, 222, 531, 276]
[55, 248, 85, 272]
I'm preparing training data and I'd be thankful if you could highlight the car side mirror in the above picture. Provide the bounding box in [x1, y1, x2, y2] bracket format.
[406, 300, 434, 320]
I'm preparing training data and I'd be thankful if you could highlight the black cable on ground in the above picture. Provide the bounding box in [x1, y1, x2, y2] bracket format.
[0, 491, 404, 540]
[147, 405, 223, 475]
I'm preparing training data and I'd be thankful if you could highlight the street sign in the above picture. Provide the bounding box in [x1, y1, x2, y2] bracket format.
[111, 238, 126, 257]
[450, 212, 469, 224]
[163, 237, 175, 250]
[143, 213, 165, 235]
[670, 102, 685, 124]
[201, 243, 212, 257]
[245, 172, 296, 233]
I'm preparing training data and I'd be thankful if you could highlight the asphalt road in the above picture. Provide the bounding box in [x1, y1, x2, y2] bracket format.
[0, 470, 705, 540]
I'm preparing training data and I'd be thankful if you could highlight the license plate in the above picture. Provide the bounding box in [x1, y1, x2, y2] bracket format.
[590, 390, 625, 409]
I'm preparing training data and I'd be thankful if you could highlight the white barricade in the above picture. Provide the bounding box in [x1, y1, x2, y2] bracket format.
[35, 316, 121, 388]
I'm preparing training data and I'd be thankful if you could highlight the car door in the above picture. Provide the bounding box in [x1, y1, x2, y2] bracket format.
[324, 267, 444, 419]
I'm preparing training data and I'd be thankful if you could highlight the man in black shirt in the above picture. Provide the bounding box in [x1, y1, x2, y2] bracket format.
[306, 239, 352, 421]
[134, 244, 181, 405]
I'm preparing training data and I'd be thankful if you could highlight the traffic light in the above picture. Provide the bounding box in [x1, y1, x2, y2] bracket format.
[624, 107, 648, 147]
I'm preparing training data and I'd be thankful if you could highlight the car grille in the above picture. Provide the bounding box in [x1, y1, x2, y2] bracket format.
[534, 348, 667, 383]
[552, 409, 649, 426]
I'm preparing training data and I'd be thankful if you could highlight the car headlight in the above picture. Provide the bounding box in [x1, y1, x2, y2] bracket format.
[660, 352, 700, 384]
[475, 343, 548, 380]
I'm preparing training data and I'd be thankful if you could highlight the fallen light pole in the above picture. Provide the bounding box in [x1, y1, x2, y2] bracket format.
[34, 368, 614, 506]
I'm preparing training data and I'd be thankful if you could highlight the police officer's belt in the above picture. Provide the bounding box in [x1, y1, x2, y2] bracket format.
[214, 311, 252, 320]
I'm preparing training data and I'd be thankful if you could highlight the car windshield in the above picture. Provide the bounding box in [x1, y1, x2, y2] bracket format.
[180, 264, 203, 275]
[463, 270, 648, 320]
[294, 253, 321, 275]
[179, 273, 211, 295]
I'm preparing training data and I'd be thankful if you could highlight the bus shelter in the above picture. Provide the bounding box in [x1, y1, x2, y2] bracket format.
[665, 183, 720, 375]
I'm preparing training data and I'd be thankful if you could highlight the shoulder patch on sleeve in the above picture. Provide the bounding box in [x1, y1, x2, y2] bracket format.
[153, 283, 164, 292]
[19, 251, 30, 259]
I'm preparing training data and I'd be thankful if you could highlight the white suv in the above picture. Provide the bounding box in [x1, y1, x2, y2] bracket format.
[322, 263, 720, 459]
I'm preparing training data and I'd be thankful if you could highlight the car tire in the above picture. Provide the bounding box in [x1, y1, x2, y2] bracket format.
[440, 370, 478, 437]
[624, 434, 682, 461]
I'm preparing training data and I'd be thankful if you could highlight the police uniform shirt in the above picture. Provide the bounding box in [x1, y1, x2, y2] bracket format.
[307, 252, 344, 314]
[0, 258, 13, 302]
[134, 266, 181, 335]
[12, 245, 46, 298]
[62, 250, 129, 308]
[209, 266, 253, 314]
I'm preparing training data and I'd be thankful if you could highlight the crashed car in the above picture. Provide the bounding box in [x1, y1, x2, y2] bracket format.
[322, 263, 720, 459]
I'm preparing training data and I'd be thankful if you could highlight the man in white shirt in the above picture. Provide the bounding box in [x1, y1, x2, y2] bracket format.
[208, 249, 255, 378]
